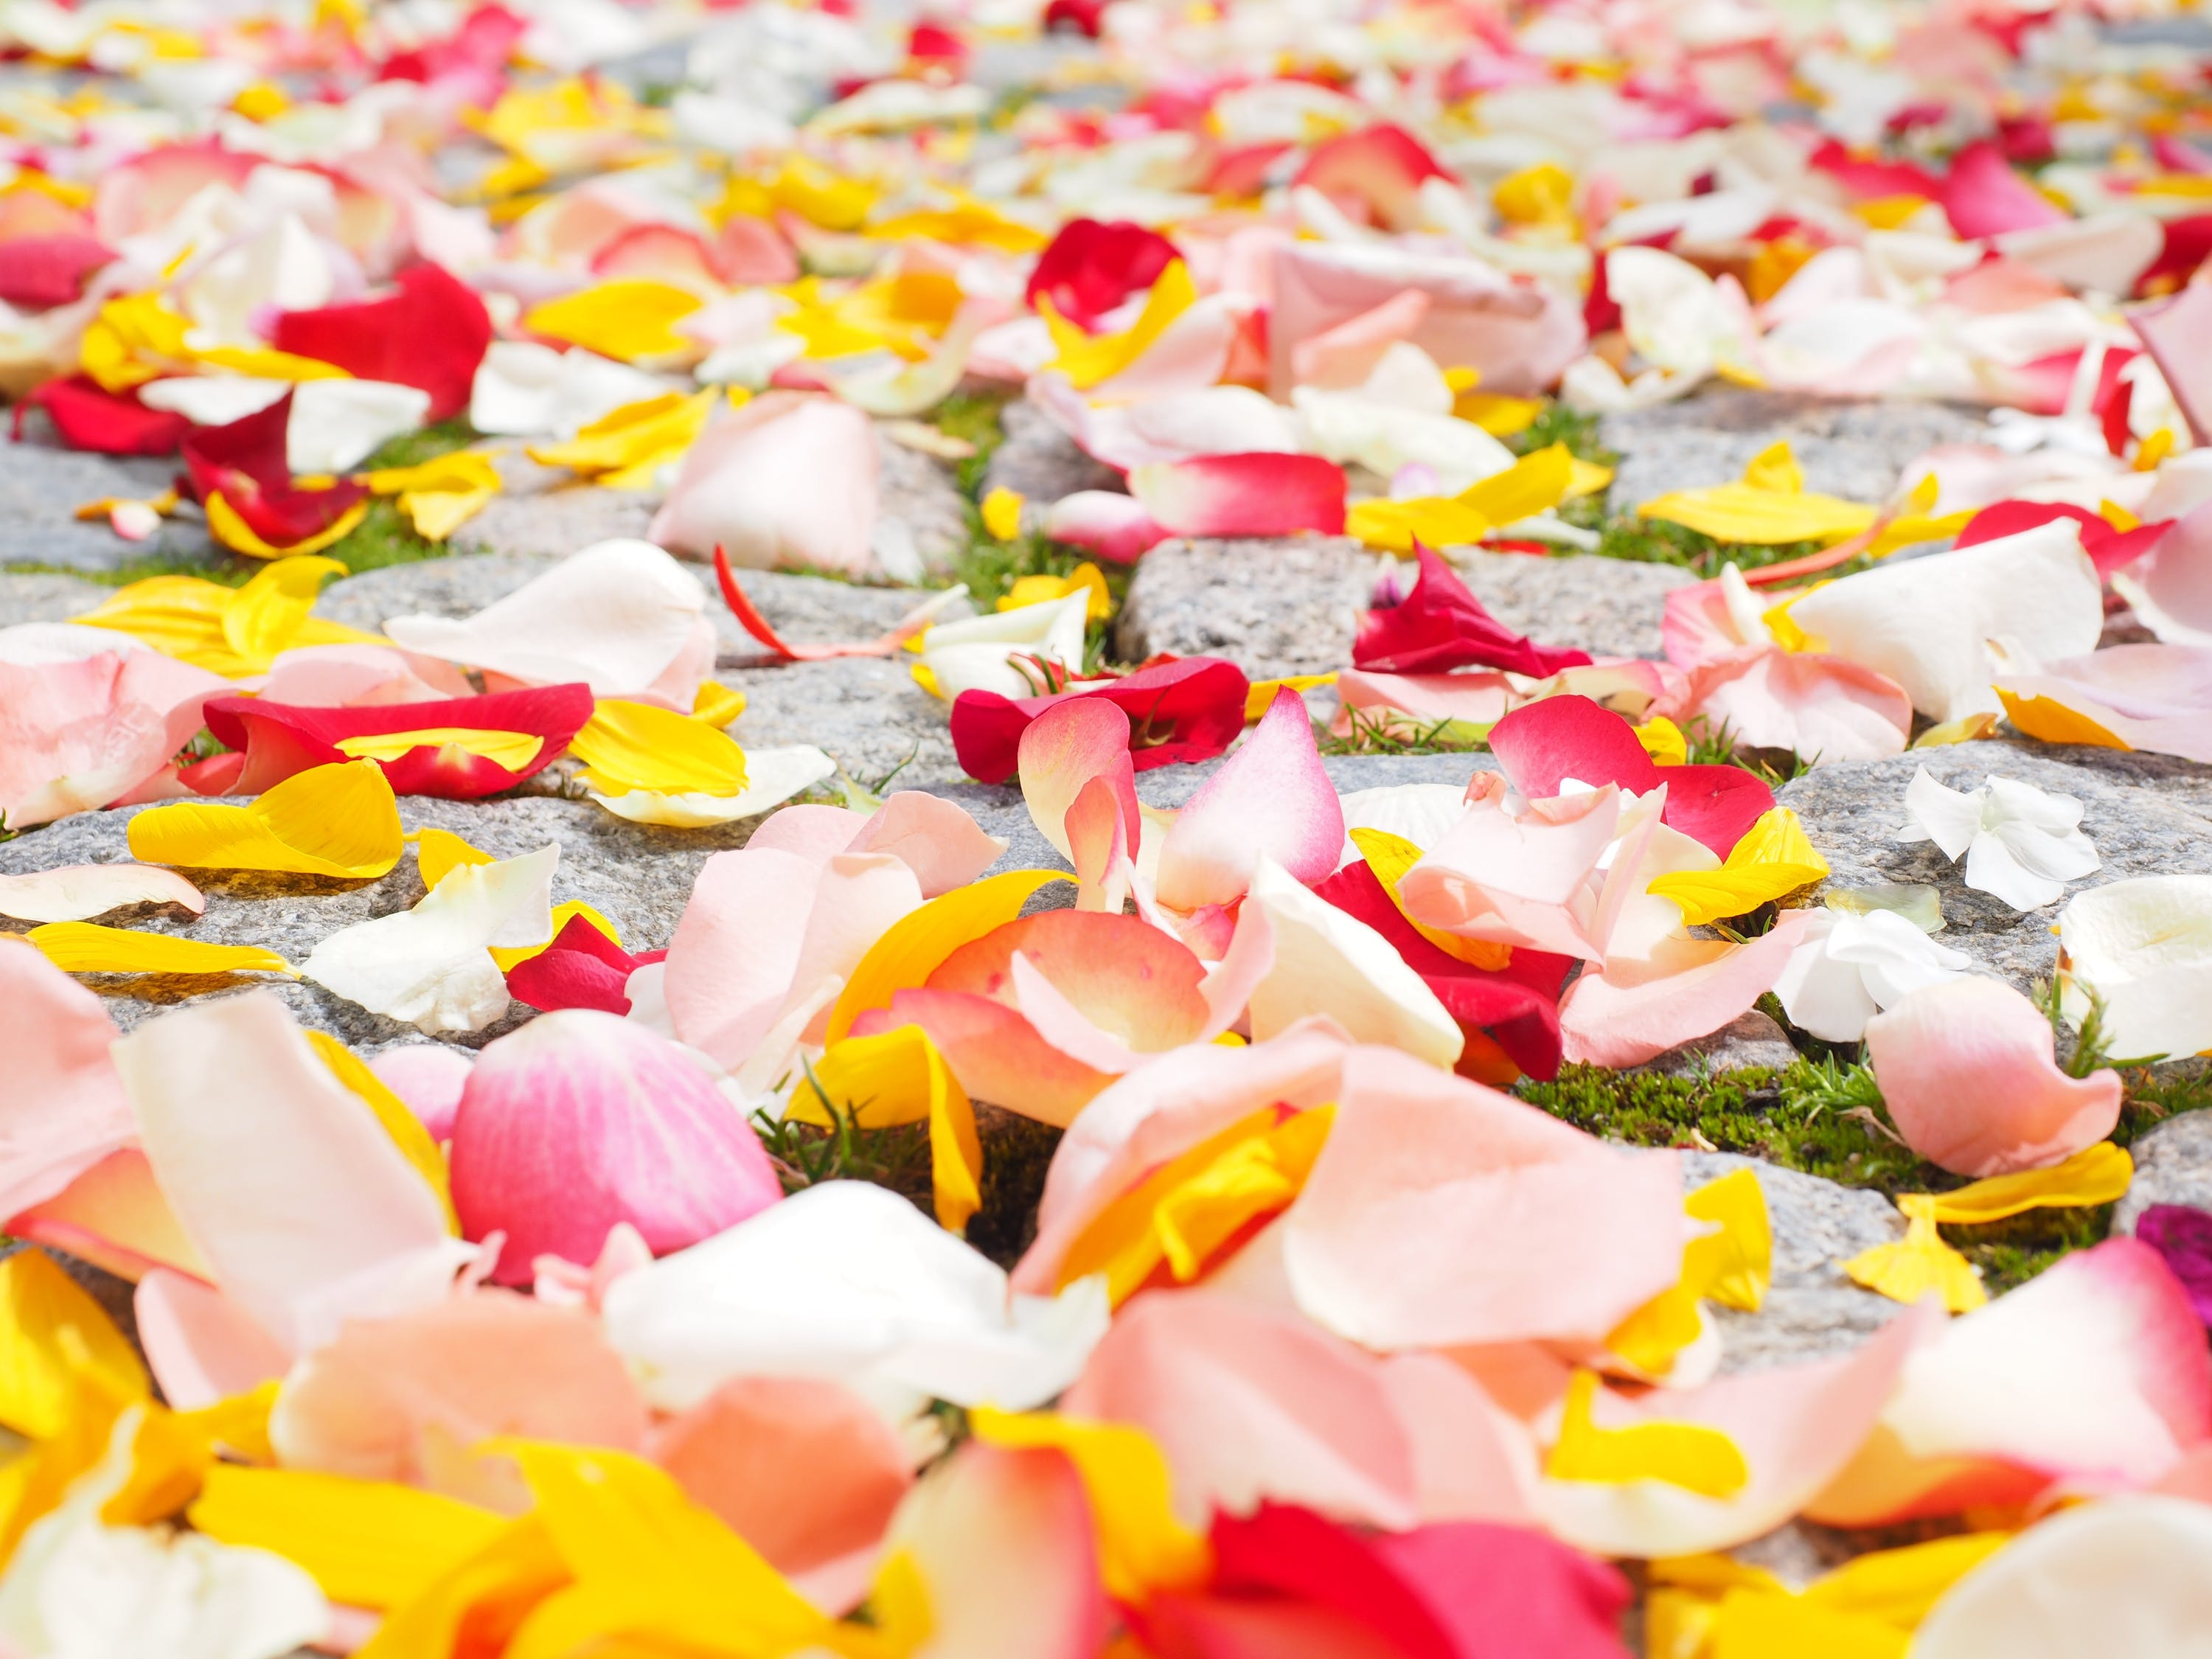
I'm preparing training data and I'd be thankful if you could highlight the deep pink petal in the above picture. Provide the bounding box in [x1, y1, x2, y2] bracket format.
[1128, 453, 1349, 538]
[1941, 140, 2070, 240]
[449, 1010, 783, 1282]
[1354, 546, 1592, 678]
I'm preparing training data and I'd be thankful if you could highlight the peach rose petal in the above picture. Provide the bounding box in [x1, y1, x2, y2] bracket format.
[0, 939, 136, 1220]
[1019, 698, 1139, 862]
[1281, 1046, 1688, 1349]
[1810, 1239, 2212, 1528]
[133, 1267, 293, 1411]
[1865, 976, 2124, 1178]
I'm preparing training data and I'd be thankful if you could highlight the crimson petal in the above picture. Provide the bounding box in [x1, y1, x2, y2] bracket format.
[201, 683, 594, 799]
[0, 234, 114, 308]
[950, 656, 1250, 784]
[180, 392, 371, 547]
[1313, 860, 1569, 1080]
[1955, 499, 2173, 579]
[1025, 218, 1180, 333]
[15, 377, 189, 457]
[1354, 543, 1594, 677]
[1488, 695, 1771, 858]
[270, 262, 492, 422]
[505, 913, 664, 1015]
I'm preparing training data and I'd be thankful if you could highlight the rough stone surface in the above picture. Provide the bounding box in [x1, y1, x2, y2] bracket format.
[0, 571, 111, 626]
[0, 796, 754, 1046]
[1680, 1151, 1908, 1371]
[983, 396, 1122, 504]
[875, 425, 972, 576]
[1640, 1009, 1802, 1076]
[721, 655, 966, 790]
[450, 453, 660, 560]
[1116, 537, 1694, 678]
[1599, 389, 1992, 508]
[315, 549, 970, 661]
[1779, 742, 2212, 992]
[2113, 1111, 2212, 1234]
[0, 428, 216, 574]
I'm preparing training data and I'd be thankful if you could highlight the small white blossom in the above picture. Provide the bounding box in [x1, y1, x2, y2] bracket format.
[1899, 768, 2099, 911]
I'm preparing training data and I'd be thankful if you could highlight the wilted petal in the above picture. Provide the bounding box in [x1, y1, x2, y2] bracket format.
[1865, 976, 2123, 1177]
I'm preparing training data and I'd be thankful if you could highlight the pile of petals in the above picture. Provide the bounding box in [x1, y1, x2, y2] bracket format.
[4, 0, 2212, 1651]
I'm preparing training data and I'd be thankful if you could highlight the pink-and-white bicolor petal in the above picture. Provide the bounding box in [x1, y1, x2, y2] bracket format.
[1659, 646, 1912, 764]
[1864, 976, 2124, 1177]
[2112, 500, 2212, 648]
[1994, 644, 2212, 764]
[849, 792, 1009, 897]
[1155, 687, 1345, 912]
[1397, 784, 1619, 959]
[1812, 1239, 2212, 1527]
[1559, 908, 1813, 1068]
[0, 940, 136, 1220]
[1043, 492, 1167, 565]
[1127, 453, 1349, 539]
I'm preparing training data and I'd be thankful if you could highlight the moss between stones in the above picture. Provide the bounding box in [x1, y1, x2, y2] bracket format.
[1517, 1060, 2212, 1293]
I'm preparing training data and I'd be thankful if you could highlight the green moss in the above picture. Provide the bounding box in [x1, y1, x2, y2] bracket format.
[1509, 402, 1613, 466]
[3, 550, 256, 588]
[1519, 1057, 2212, 1293]
[358, 417, 478, 472]
[933, 388, 1015, 498]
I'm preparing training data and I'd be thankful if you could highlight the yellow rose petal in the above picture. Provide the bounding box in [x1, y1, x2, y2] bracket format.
[412, 825, 493, 891]
[1638, 714, 1689, 766]
[569, 700, 748, 797]
[0, 1249, 147, 1440]
[1994, 689, 2131, 751]
[189, 1465, 507, 1611]
[1647, 807, 1830, 926]
[1546, 1369, 1751, 1498]
[981, 486, 1026, 541]
[825, 869, 1068, 1043]
[334, 728, 544, 769]
[128, 759, 404, 878]
[1640, 484, 1877, 546]
[25, 922, 293, 977]
[205, 492, 369, 561]
[307, 1031, 456, 1229]
[1843, 1197, 1986, 1314]
[1001, 561, 1110, 621]
[1914, 710, 2003, 748]
[692, 681, 747, 728]
[1243, 672, 1338, 721]
[1687, 1166, 1773, 1313]
[522, 280, 704, 363]
[366, 451, 503, 543]
[970, 1409, 1212, 1601]
[1044, 260, 1197, 391]
[1459, 442, 1574, 528]
[1921, 1143, 2132, 1225]
[527, 389, 716, 487]
[790, 1026, 984, 1233]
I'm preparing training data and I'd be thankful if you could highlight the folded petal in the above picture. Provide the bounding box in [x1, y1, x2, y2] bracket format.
[0, 863, 201, 924]
[1020, 698, 1138, 862]
[1865, 976, 2124, 1177]
[1559, 908, 1812, 1069]
[952, 657, 1249, 785]
[1354, 545, 1592, 678]
[128, 759, 404, 878]
[1997, 644, 2212, 763]
[1660, 645, 1912, 765]
[204, 685, 594, 799]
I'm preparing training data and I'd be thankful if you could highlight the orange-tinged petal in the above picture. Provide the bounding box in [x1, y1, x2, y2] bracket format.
[188, 1465, 507, 1610]
[1547, 1370, 1750, 1499]
[969, 1408, 1211, 1601]
[24, 922, 293, 978]
[568, 699, 747, 797]
[824, 869, 1068, 1044]
[128, 758, 403, 877]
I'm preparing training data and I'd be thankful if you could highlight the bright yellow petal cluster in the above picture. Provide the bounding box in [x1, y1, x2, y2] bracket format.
[1000, 561, 1110, 621]
[1346, 444, 1574, 554]
[1640, 441, 1878, 546]
[128, 759, 405, 878]
[1647, 807, 1830, 926]
[568, 700, 750, 798]
[524, 280, 705, 364]
[1647, 1531, 2012, 1658]
[528, 389, 722, 490]
[1054, 1102, 1335, 1304]
[365, 451, 504, 542]
[1607, 1167, 1772, 1376]
[74, 556, 382, 677]
[790, 1026, 984, 1234]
